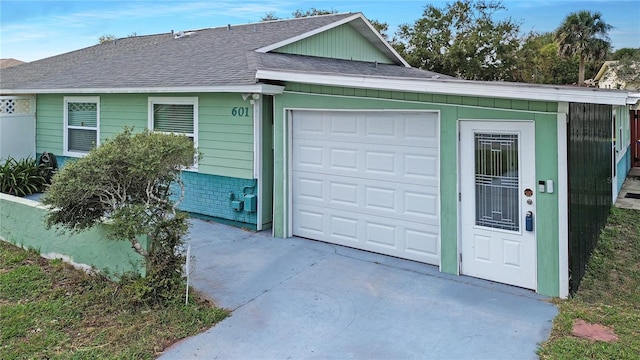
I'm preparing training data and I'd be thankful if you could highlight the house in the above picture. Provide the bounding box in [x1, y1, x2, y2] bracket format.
[1, 13, 639, 298]
[593, 60, 640, 91]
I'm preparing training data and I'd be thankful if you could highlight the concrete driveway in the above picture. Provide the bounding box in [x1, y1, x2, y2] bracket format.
[159, 219, 557, 359]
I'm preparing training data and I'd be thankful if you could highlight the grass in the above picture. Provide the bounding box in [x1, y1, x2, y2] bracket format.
[0, 241, 229, 359]
[539, 207, 640, 359]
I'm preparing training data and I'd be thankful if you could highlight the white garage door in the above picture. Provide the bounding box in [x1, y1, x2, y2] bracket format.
[292, 110, 440, 265]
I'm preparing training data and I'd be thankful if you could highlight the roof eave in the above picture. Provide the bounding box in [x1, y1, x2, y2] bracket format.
[0, 84, 286, 95]
[255, 69, 631, 106]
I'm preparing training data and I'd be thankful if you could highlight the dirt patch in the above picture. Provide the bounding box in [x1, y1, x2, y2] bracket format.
[572, 319, 618, 342]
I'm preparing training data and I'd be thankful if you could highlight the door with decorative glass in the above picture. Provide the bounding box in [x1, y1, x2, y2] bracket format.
[459, 121, 536, 290]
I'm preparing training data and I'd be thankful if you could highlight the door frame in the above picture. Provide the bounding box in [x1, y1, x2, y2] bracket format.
[457, 119, 538, 290]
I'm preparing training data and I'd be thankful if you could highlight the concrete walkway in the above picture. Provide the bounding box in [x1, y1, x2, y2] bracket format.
[159, 219, 557, 360]
[616, 167, 640, 210]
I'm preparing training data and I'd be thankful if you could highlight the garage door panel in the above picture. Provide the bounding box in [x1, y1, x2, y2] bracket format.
[295, 112, 439, 147]
[364, 186, 396, 212]
[405, 228, 439, 257]
[293, 172, 439, 225]
[295, 177, 324, 201]
[294, 139, 438, 186]
[330, 115, 358, 135]
[296, 145, 325, 167]
[364, 150, 396, 175]
[330, 148, 358, 170]
[296, 209, 325, 235]
[330, 215, 359, 242]
[292, 110, 440, 266]
[404, 153, 438, 182]
[294, 203, 440, 264]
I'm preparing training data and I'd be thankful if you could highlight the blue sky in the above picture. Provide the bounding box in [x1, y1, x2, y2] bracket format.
[1, 0, 638, 62]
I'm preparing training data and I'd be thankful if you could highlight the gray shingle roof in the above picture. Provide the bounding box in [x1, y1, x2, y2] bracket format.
[1, 13, 447, 92]
[252, 52, 450, 80]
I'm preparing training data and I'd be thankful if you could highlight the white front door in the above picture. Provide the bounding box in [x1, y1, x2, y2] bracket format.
[460, 121, 537, 290]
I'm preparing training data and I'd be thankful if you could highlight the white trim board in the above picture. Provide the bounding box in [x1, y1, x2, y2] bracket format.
[256, 70, 633, 106]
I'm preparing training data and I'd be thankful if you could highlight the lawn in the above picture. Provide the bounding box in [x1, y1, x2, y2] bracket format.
[0, 241, 228, 359]
[539, 207, 640, 359]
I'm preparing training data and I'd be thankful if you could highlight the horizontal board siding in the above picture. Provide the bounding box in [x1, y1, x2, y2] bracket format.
[198, 93, 253, 178]
[275, 24, 394, 64]
[35, 95, 63, 155]
[100, 94, 147, 138]
[34, 93, 254, 179]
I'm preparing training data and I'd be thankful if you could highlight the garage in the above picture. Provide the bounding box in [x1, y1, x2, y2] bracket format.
[291, 110, 440, 265]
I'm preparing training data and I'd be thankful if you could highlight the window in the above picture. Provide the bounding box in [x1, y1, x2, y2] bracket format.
[148, 97, 198, 146]
[148, 97, 198, 169]
[64, 97, 99, 157]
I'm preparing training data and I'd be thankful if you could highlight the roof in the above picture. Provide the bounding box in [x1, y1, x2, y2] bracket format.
[0, 13, 429, 94]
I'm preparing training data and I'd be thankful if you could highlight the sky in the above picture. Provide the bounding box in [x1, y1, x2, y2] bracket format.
[1, 0, 639, 63]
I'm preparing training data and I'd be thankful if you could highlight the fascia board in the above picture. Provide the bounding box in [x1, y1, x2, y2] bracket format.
[256, 69, 630, 106]
[0, 84, 286, 95]
[627, 93, 640, 105]
[349, 15, 410, 67]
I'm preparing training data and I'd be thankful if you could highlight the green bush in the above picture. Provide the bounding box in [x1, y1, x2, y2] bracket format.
[0, 156, 49, 196]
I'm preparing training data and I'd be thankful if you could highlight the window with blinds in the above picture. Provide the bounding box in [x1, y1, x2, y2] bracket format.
[148, 98, 198, 146]
[64, 97, 99, 156]
[152, 104, 194, 140]
[148, 97, 199, 169]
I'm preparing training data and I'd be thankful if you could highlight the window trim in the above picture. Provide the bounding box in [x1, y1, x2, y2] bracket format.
[63, 96, 100, 157]
[148, 96, 199, 169]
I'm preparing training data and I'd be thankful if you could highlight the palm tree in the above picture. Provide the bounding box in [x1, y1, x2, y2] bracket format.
[554, 10, 612, 86]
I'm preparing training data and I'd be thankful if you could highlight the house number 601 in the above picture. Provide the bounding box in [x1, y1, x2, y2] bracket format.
[231, 107, 250, 117]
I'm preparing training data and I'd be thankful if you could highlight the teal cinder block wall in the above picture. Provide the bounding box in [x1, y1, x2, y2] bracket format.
[48, 155, 258, 226]
[178, 171, 258, 226]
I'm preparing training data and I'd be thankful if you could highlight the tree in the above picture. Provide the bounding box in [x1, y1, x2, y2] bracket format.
[514, 32, 581, 85]
[261, 8, 337, 21]
[554, 10, 612, 86]
[260, 8, 390, 41]
[395, 0, 521, 81]
[610, 47, 640, 61]
[369, 19, 390, 40]
[291, 8, 338, 18]
[41, 129, 197, 304]
[98, 34, 116, 44]
[261, 11, 280, 21]
[607, 49, 640, 90]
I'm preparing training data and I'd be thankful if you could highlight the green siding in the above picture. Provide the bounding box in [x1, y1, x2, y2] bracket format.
[272, 86, 561, 297]
[35, 93, 255, 179]
[1, 194, 145, 276]
[274, 24, 395, 64]
[261, 96, 275, 228]
[534, 113, 560, 296]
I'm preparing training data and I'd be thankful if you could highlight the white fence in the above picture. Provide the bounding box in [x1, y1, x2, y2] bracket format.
[0, 96, 36, 160]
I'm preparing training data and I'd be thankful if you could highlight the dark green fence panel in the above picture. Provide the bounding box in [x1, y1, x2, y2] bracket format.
[568, 102, 612, 294]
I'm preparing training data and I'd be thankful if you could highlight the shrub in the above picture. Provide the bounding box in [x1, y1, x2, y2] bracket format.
[41, 128, 198, 305]
[0, 156, 49, 196]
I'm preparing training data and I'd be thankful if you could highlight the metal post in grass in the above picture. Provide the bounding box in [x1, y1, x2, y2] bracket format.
[185, 244, 191, 305]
